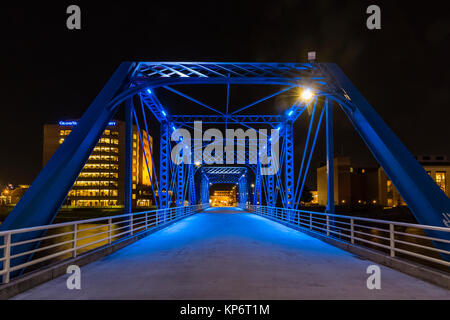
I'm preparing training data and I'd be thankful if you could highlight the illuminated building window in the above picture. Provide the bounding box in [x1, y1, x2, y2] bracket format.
[112, 139, 119, 145]
[104, 130, 110, 135]
[436, 172, 446, 193]
[59, 130, 65, 136]
[132, 194, 136, 200]
[112, 131, 119, 136]
[133, 184, 136, 190]
[65, 130, 71, 135]
[59, 138, 65, 144]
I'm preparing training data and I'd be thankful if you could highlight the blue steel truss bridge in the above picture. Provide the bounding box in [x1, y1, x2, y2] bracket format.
[0, 62, 449, 299]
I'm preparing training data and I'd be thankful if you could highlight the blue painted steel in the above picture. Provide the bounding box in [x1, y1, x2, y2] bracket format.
[296, 106, 325, 210]
[0, 62, 137, 274]
[284, 121, 294, 214]
[159, 121, 170, 210]
[294, 98, 318, 207]
[253, 161, 262, 205]
[125, 99, 133, 214]
[323, 63, 450, 256]
[325, 98, 335, 214]
[324, 64, 450, 225]
[3, 60, 449, 270]
[176, 163, 184, 207]
[238, 175, 248, 209]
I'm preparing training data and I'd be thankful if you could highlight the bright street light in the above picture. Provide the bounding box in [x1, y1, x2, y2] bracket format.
[301, 88, 314, 101]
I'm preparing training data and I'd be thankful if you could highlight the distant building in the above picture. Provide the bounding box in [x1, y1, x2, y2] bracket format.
[210, 190, 237, 207]
[43, 120, 154, 208]
[378, 155, 449, 207]
[317, 155, 450, 207]
[0, 184, 30, 205]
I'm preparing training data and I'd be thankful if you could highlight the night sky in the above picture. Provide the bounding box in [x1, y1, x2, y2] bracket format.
[1, 1, 450, 189]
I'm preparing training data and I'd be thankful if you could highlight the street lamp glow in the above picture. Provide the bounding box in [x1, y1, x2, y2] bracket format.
[301, 88, 314, 101]
[195, 161, 201, 167]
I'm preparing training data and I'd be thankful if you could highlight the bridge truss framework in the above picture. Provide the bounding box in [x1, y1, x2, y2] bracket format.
[1, 62, 449, 266]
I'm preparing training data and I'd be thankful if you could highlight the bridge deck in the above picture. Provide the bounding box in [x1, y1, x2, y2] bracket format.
[12, 208, 450, 299]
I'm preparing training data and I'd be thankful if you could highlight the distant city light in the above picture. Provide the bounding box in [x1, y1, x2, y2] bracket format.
[301, 88, 314, 101]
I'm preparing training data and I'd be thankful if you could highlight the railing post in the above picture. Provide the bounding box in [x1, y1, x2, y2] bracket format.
[326, 215, 330, 236]
[145, 212, 148, 230]
[2, 233, 11, 284]
[389, 224, 395, 257]
[350, 219, 354, 244]
[309, 213, 312, 230]
[108, 218, 112, 244]
[130, 214, 134, 236]
[73, 224, 77, 258]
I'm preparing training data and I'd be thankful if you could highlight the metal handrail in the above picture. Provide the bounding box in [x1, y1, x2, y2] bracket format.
[248, 205, 450, 269]
[0, 204, 203, 284]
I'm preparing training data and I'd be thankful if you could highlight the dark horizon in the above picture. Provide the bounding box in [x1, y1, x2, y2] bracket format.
[1, 2, 450, 187]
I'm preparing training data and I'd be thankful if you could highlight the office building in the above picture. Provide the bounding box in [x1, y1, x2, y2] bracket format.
[317, 155, 449, 207]
[43, 120, 154, 208]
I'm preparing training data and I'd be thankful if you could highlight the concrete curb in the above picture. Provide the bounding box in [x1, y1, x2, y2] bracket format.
[0, 219, 182, 300]
[261, 214, 450, 290]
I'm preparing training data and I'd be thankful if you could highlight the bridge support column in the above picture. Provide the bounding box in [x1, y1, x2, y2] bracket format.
[188, 165, 196, 205]
[284, 121, 295, 221]
[176, 163, 184, 207]
[253, 162, 262, 206]
[200, 172, 209, 208]
[239, 175, 248, 209]
[159, 121, 170, 221]
[325, 98, 335, 233]
[124, 98, 133, 215]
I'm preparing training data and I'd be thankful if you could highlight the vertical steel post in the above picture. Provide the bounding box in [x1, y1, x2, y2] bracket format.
[390, 224, 395, 257]
[325, 98, 335, 235]
[72, 224, 77, 258]
[3, 233, 11, 284]
[176, 163, 184, 207]
[159, 121, 170, 210]
[350, 219, 355, 244]
[108, 218, 112, 244]
[326, 98, 335, 214]
[125, 99, 133, 215]
[284, 121, 295, 221]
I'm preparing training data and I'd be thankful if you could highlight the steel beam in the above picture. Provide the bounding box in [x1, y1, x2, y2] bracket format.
[284, 121, 294, 213]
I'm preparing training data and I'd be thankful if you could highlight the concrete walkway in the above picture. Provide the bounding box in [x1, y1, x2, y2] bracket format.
[12, 208, 450, 300]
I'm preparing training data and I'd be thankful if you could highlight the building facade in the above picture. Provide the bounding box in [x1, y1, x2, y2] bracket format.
[43, 120, 154, 208]
[317, 155, 449, 207]
[378, 155, 449, 207]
